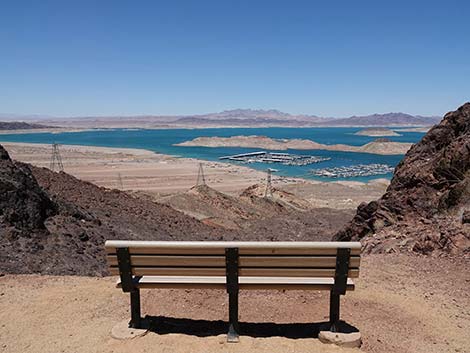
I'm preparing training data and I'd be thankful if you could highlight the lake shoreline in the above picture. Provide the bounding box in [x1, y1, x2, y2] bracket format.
[0, 141, 390, 209]
[0, 126, 416, 183]
[0, 124, 433, 135]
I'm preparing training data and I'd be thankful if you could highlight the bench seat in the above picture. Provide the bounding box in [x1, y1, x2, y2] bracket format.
[117, 276, 355, 290]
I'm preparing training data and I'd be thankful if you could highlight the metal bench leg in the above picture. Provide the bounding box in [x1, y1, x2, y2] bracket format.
[226, 247, 240, 342]
[329, 291, 340, 332]
[129, 288, 142, 328]
[227, 291, 239, 342]
[329, 248, 349, 332]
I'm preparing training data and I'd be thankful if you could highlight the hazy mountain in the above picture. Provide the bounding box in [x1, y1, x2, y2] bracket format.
[191, 109, 326, 122]
[0, 114, 55, 121]
[322, 113, 441, 127]
[0, 121, 53, 130]
[0, 109, 441, 128]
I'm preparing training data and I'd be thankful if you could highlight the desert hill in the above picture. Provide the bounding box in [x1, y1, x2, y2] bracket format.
[158, 183, 353, 240]
[157, 184, 275, 229]
[240, 183, 311, 211]
[158, 184, 301, 229]
[335, 103, 470, 256]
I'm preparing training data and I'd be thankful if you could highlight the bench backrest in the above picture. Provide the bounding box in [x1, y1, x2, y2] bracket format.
[105, 241, 361, 278]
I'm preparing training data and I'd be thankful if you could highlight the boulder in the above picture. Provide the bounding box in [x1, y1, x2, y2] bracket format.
[462, 210, 470, 224]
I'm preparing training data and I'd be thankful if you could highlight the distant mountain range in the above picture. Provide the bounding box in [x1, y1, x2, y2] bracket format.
[326, 113, 440, 127]
[0, 121, 53, 130]
[0, 109, 442, 128]
[172, 110, 441, 127]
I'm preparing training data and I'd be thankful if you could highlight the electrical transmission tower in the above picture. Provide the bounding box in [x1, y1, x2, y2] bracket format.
[264, 168, 274, 198]
[117, 173, 124, 190]
[50, 143, 64, 172]
[196, 163, 206, 186]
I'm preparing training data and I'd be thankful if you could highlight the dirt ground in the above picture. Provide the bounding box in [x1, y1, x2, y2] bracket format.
[1, 254, 468, 353]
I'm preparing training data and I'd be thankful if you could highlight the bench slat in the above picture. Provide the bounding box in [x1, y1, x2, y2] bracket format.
[107, 255, 225, 267]
[109, 267, 360, 278]
[105, 247, 361, 256]
[240, 256, 360, 268]
[116, 276, 355, 291]
[105, 240, 362, 250]
[106, 255, 360, 268]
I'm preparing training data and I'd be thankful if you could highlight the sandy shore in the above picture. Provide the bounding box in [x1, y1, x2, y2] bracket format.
[394, 126, 432, 133]
[1, 142, 388, 208]
[353, 128, 401, 137]
[0, 127, 96, 135]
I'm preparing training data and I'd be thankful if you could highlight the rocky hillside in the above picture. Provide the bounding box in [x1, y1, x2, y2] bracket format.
[0, 144, 219, 275]
[335, 103, 470, 256]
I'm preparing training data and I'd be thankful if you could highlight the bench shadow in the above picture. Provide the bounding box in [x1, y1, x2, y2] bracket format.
[145, 316, 359, 339]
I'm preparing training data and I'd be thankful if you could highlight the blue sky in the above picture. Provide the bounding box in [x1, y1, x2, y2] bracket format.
[1, 0, 469, 117]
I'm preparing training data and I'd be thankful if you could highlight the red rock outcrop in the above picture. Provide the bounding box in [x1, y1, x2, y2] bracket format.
[334, 103, 470, 256]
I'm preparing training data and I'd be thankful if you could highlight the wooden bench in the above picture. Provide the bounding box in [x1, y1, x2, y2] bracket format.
[105, 240, 361, 342]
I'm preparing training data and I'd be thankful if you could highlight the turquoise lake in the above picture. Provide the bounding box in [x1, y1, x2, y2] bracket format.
[0, 127, 425, 182]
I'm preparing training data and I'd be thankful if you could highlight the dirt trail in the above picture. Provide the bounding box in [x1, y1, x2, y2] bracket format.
[1, 254, 468, 353]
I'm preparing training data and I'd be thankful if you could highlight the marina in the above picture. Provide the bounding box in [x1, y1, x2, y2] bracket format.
[310, 164, 395, 178]
[219, 151, 331, 166]
[0, 127, 419, 181]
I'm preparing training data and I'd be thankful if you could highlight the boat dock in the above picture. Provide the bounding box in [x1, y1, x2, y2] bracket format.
[219, 151, 331, 166]
[310, 164, 394, 178]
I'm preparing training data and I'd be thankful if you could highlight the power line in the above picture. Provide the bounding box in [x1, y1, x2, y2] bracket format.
[50, 143, 64, 172]
[264, 168, 276, 198]
[196, 163, 206, 186]
[117, 173, 124, 190]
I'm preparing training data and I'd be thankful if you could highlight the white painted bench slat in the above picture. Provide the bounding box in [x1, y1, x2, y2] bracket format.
[116, 276, 356, 291]
[105, 240, 362, 249]
[106, 246, 361, 256]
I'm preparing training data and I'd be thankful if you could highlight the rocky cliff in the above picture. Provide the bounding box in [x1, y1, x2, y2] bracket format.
[334, 103, 470, 256]
[0, 145, 56, 231]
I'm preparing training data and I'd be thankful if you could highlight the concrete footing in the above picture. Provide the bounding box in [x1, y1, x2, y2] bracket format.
[318, 330, 362, 348]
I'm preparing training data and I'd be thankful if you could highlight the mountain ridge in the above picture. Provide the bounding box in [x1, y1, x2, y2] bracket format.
[0, 108, 441, 128]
